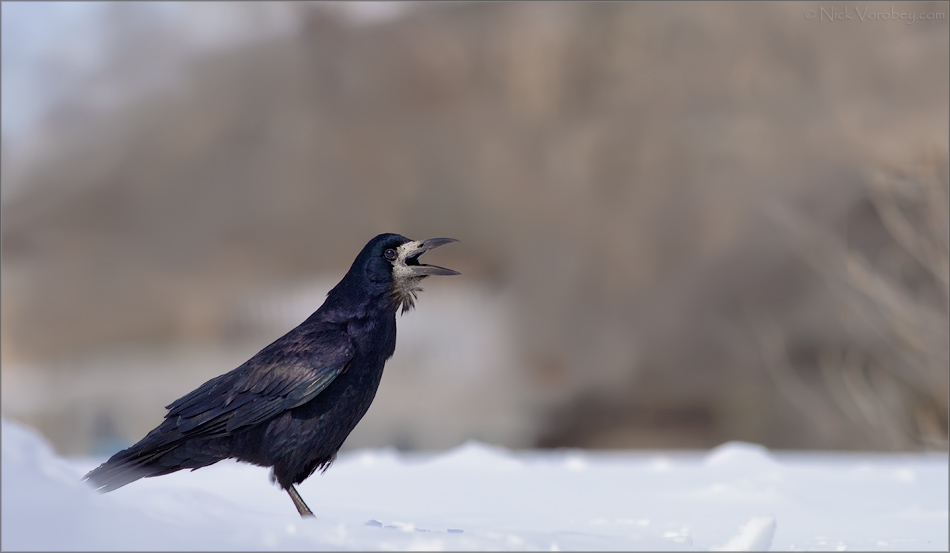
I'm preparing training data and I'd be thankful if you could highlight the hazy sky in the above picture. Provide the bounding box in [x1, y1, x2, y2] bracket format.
[1, 2, 412, 141]
[2, 2, 112, 138]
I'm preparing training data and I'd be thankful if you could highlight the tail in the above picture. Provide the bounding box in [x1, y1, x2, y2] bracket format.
[83, 442, 178, 492]
[83, 422, 230, 492]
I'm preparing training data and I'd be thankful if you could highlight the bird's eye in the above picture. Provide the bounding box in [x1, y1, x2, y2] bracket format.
[384, 248, 397, 261]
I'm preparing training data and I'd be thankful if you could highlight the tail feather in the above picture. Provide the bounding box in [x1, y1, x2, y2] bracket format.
[84, 432, 233, 492]
[83, 442, 176, 492]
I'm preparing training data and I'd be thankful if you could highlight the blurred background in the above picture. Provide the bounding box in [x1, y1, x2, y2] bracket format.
[1, 1, 947, 457]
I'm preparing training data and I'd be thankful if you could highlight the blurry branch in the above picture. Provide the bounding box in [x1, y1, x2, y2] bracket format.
[744, 308, 844, 444]
[764, 147, 949, 450]
[844, 247, 948, 391]
[818, 347, 910, 450]
[867, 153, 949, 292]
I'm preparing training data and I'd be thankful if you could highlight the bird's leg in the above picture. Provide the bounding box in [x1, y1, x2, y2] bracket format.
[287, 485, 315, 518]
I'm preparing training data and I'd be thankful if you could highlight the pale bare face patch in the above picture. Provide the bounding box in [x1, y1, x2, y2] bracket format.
[390, 240, 426, 313]
[391, 241, 424, 280]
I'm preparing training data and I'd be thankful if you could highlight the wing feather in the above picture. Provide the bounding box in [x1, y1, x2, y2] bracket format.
[164, 324, 354, 437]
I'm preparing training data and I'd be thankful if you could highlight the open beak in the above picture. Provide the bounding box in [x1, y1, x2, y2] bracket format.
[403, 237, 460, 276]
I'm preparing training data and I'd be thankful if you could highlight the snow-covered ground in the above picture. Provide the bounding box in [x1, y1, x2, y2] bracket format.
[2, 417, 946, 551]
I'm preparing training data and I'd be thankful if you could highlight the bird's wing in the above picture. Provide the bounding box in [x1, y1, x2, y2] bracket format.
[163, 325, 354, 435]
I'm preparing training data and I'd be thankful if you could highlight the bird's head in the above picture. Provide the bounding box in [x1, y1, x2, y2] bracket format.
[348, 233, 460, 314]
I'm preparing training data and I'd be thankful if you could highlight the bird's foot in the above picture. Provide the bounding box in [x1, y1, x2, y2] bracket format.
[287, 484, 315, 518]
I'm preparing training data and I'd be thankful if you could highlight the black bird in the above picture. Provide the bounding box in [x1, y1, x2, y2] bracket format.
[83, 234, 459, 517]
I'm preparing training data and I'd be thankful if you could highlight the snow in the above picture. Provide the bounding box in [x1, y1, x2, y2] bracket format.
[2, 417, 947, 551]
[710, 517, 776, 552]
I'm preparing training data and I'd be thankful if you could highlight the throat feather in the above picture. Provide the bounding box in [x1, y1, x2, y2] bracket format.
[391, 276, 424, 314]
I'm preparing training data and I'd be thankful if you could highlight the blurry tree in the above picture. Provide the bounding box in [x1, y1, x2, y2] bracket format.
[1, 2, 947, 453]
[761, 148, 948, 450]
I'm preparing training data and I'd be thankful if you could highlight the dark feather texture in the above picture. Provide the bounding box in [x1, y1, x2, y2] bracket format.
[83, 233, 457, 512]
